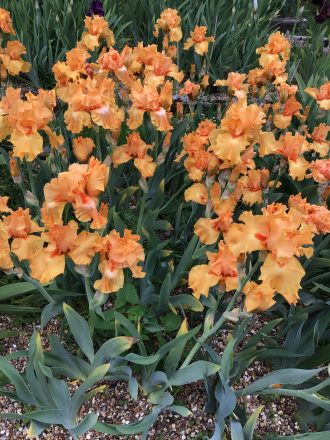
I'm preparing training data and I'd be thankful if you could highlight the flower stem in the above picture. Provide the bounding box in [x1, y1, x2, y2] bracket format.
[84, 277, 96, 339]
[25, 160, 37, 198]
[84, 276, 93, 304]
[180, 259, 262, 368]
[136, 191, 147, 235]
[95, 126, 102, 161]
[159, 182, 189, 214]
[22, 273, 55, 304]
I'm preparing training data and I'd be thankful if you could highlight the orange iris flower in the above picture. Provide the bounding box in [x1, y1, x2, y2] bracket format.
[61, 76, 124, 135]
[72, 136, 95, 163]
[179, 80, 200, 100]
[81, 15, 115, 50]
[0, 40, 31, 79]
[234, 169, 270, 205]
[289, 194, 330, 235]
[154, 8, 182, 42]
[2, 208, 43, 262]
[0, 196, 12, 213]
[133, 44, 183, 87]
[177, 121, 217, 181]
[223, 205, 315, 305]
[0, 219, 13, 271]
[273, 95, 302, 129]
[94, 229, 145, 293]
[225, 206, 313, 263]
[30, 221, 78, 284]
[215, 72, 248, 98]
[0, 87, 58, 161]
[0, 8, 15, 34]
[256, 32, 291, 84]
[128, 80, 172, 131]
[243, 281, 276, 313]
[209, 100, 265, 167]
[189, 242, 237, 298]
[308, 123, 329, 157]
[276, 132, 309, 181]
[112, 132, 156, 178]
[52, 47, 90, 89]
[308, 159, 330, 184]
[43, 157, 109, 229]
[305, 81, 330, 110]
[184, 26, 215, 56]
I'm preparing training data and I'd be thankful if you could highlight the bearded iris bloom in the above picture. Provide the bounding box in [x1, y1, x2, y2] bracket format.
[0, 5, 328, 325]
[112, 132, 156, 178]
[305, 81, 330, 110]
[184, 26, 215, 56]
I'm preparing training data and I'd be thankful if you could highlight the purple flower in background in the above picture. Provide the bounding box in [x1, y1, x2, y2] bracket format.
[312, 0, 330, 23]
[87, 0, 105, 17]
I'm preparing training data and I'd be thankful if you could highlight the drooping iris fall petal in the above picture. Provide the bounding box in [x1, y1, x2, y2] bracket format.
[188, 264, 219, 299]
[259, 254, 305, 304]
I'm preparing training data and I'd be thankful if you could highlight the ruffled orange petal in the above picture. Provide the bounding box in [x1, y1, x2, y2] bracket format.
[85, 157, 109, 198]
[130, 262, 145, 278]
[72, 137, 95, 163]
[194, 218, 220, 245]
[288, 157, 309, 181]
[188, 264, 219, 299]
[91, 106, 124, 131]
[195, 41, 210, 55]
[184, 183, 208, 205]
[259, 254, 304, 304]
[112, 146, 132, 167]
[94, 261, 124, 293]
[30, 250, 65, 284]
[69, 231, 103, 265]
[0, 220, 12, 271]
[225, 211, 269, 256]
[242, 189, 263, 205]
[243, 281, 276, 313]
[134, 156, 156, 178]
[210, 130, 250, 164]
[150, 108, 172, 131]
[10, 130, 43, 161]
[274, 114, 291, 129]
[11, 235, 44, 261]
[0, 196, 12, 213]
[127, 107, 144, 130]
[258, 132, 277, 156]
[64, 109, 91, 133]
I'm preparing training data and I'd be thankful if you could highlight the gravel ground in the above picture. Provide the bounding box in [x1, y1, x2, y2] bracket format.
[0, 314, 303, 439]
